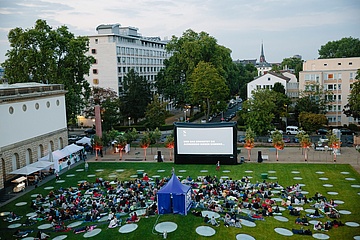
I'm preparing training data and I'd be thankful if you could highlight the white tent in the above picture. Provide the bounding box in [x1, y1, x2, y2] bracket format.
[64, 144, 84, 154]
[76, 137, 91, 145]
[28, 161, 53, 169]
[10, 166, 40, 175]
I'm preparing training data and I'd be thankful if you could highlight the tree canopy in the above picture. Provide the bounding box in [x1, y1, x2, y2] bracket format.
[242, 89, 277, 135]
[120, 69, 152, 124]
[155, 29, 233, 109]
[2, 19, 94, 123]
[318, 37, 360, 59]
[343, 69, 360, 121]
[280, 57, 303, 79]
[145, 94, 168, 130]
[188, 61, 229, 122]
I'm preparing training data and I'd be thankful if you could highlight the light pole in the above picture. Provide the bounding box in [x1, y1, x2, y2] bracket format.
[184, 110, 187, 122]
[128, 117, 131, 126]
[285, 104, 288, 130]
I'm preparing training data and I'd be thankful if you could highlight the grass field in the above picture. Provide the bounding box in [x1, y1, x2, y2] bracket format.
[1, 162, 359, 240]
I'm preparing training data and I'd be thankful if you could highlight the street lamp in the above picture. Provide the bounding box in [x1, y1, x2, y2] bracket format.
[128, 117, 131, 126]
[184, 110, 187, 122]
[285, 104, 288, 130]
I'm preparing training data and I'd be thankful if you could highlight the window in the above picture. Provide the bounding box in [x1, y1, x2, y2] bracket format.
[95, 39, 98, 44]
[350, 84, 353, 90]
[91, 49, 96, 54]
[349, 62, 353, 65]
[338, 105, 341, 111]
[338, 95, 341, 101]
[9, 106, 14, 114]
[56, 100, 60, 106]
[268, 77, 270, 81]
[338, 73, 341, 79]
[350, 73, 354, 79]
[328, 85, 333, 90]
[22, 104, 27, 112]
[93, 79, 99, 85]
[93, 69, 98, 74]
[46, 101, 50, 108]
[324, 63, 327, 66]
[338, 84, 341, 90]
[338, 62, 341, 65]
[328, 73, 333, 79]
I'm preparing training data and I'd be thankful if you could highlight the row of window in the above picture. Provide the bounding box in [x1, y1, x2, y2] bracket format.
[8, 100, 60, 114]
[115, 47, 167, 57]
[327, 116, 341, 123]
[327, 105, 342, 112]
[118, 66, 164, 74]
[324, 61, 353, 66]
[117, 57, 164, 65]
[305, 72, 357, 81]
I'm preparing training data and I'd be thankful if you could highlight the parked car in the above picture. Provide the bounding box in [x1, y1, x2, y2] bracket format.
[270, 129, 283, 135]
[293, 137, 299, 143]
[286, 126, 302, 135]
[319, 135, 328, 143]
[267, 137, 273, 143]
[316, 128, 328, 135]
[340, 128, 354, 135]
[84, 128, 96, 135]
[283, 137, 291, 143]
[238, 135, 246, 143]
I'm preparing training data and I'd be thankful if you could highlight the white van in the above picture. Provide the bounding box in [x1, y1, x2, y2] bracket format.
[286, 126, 300, 135]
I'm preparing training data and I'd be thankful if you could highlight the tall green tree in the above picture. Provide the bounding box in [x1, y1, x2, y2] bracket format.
[83, 87, 122, 131]
[298, 112, 328, 132]
[188, 61, 229, 122]
[318, 37, 360, 59]
[242, 89, 277, 135]
[280, 57, 303, 79]
[155, 29, 233, 108]
[121, 69, 151, 124]
[234, 63, 258, 100]
[295, 83, 333, 120]
[2, 19, 94, 123]
[144, 95, 168, 130]
[343, 70, 360, 121]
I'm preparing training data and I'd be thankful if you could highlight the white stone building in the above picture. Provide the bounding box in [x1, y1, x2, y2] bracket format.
[247, 72, 295, 99]
[299, 57, 360, 127]
[86, 24, 170, 97]
[0, 82, 68, 191]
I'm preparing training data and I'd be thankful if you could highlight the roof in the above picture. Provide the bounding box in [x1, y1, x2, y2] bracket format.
[157, 173, 191, 194]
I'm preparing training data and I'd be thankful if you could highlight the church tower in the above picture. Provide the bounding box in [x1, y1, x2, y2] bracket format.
[259, 42, 266, 63]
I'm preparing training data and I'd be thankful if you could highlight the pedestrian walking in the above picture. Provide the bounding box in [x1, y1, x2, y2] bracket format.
[216, 161, 220, 171]
[55, 170, 60, 181]
[67, 159, 71, 170]
[85, 161, 89, 171]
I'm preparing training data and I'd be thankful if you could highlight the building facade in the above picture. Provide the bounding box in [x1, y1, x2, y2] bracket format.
[247, 72, 293, 99]
[0, 83, 68, 191]
[86, 24, 170, 96]
[299, 57, 360, 127]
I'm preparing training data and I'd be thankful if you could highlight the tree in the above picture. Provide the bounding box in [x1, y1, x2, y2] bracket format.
[242, 89, 277, 135]
[164, 134, 174, 161]
[271, 130, 284, 161]
[124, 128, 139, 145]
[272, 82, 286, 94]
[343, 70, 360, 121]
[299, 112, 328, 132]
[318, 37, 360, 59]
[328, 133, 341, 162]
[280, 57, 303, 79]
[2, 19, 94, 123]
[83, 87, 122, 131]
[145, 94, 168, 130]
[121, 69, 151, 124]
[244, 127, 255, 161]
[295, 83, 333, 120]
[235, 63, 258, 100]
[296, 131, 311, 162]
[140, 132, 151, 160]
[155, 29, 233, 109]
[188, 61, 229, 122]
[115, 134, 127, 160]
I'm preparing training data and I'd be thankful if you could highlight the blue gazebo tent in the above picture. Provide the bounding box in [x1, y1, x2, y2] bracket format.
[157, 173, 192, 215]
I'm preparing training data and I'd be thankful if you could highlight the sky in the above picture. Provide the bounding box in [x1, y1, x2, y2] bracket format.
[0, 0, 359, 64]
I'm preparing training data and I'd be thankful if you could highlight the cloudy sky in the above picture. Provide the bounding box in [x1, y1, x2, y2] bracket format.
[0, 0, 359, 64]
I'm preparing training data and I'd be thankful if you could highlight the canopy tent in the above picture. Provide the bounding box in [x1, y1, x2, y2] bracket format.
[76, 136, 91, 146]
[38, 144, 84, 172]
[64, 144, 84, 154]
[10, 166, 40, 175]
[28, 160, 54, 169]
[157, 173, 192, 215]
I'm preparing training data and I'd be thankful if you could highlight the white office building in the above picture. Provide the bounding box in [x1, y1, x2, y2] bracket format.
[86, 24, 170, 97]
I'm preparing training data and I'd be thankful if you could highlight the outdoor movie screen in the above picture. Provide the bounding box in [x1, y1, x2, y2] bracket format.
[176, 125, 234, 155]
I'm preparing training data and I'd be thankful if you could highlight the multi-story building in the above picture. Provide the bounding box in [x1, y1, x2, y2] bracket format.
[86, 24, 170, 97]
[0, 82, 68, 191]
[247, 71, 298, 100]
[299, 57, 360, 127]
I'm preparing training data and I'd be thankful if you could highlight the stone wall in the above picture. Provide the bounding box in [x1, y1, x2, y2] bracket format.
[0, 128, 68, 190]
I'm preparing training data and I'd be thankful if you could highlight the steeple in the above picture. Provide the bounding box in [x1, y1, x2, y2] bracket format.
[259, 42, 266, 63]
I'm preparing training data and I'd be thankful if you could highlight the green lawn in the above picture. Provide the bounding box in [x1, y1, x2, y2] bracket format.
[1, 162, 359, 239]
